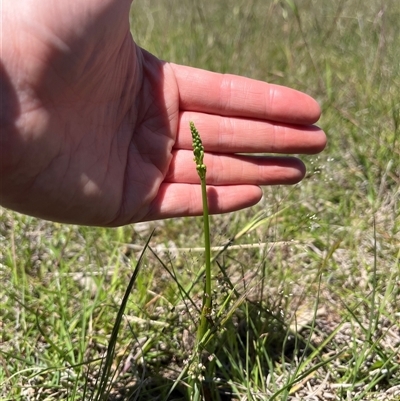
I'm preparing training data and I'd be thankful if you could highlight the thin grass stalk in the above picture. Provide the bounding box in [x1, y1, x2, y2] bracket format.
[92, 233, 153, 401]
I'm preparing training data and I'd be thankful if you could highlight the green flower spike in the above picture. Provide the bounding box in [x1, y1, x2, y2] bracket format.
[190, 121, 207, 180]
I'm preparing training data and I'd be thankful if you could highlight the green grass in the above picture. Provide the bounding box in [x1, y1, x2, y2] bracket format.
[1, 0, 399, 400]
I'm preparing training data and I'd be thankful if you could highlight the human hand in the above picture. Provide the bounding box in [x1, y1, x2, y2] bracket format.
[0, 0, 326, 226]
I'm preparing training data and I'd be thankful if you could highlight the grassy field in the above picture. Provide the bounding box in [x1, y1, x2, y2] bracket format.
[1, 0, 399, 400]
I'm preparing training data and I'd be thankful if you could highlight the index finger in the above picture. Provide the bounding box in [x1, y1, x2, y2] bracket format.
[171, 64, 321, 125]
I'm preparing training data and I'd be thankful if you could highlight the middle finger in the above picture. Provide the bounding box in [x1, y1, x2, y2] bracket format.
[175, 111, 326, 155]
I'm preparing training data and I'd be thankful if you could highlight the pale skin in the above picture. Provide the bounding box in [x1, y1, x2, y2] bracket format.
[0, 0, 326, 227]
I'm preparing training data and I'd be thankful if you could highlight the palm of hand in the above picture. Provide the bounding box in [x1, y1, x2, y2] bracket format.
[3, 8, 182, 225]
[72, 48, 182, 225]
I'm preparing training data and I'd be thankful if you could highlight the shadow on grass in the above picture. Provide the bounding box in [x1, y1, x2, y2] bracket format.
[106, 299, 314, 401]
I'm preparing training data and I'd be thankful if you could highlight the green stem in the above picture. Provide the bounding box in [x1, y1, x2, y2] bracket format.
[196, 176, 212, 344]
[189, 121, 215, 401]
[189, 121, 213, 345]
